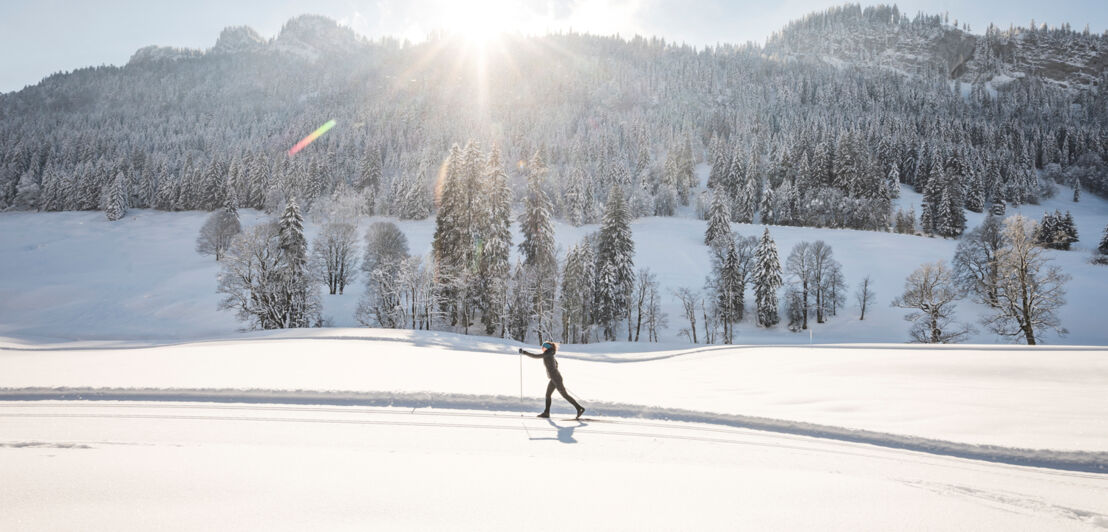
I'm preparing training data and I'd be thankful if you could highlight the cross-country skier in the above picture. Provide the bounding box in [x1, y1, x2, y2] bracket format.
[519, 341, 586, 419]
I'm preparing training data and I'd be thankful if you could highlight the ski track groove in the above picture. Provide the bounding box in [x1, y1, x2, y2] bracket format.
[2, 387, 1107, 474]
[0, 407, 1071, 478]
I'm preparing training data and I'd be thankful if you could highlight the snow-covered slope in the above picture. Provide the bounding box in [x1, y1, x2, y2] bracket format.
[2, 330, 1107, 529]
[765, 5, 1108, 91]
[1, 182, 1106, 344]
[3, 329, 1107, 454]
[4, 400, 1106, 531]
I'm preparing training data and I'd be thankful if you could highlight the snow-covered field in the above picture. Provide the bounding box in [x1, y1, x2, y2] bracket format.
[4, 402, 1107, 531]
[2, 330, 1108, 530]
[3, 181, 1108, 529]
[1, 182, 1106, 345]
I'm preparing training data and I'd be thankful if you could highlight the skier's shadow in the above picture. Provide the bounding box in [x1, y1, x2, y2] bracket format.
[529, 419, 586, 444]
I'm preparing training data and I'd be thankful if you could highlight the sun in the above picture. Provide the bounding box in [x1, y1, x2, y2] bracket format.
[440, 0, 526, 46]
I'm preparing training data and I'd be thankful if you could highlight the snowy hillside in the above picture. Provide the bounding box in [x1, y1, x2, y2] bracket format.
[1, 181, 1106, 345]
[766, 4, 1108, 91]
[2, 330, 1107, 530]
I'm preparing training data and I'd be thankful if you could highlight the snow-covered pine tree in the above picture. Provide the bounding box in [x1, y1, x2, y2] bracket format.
[277, 197, 319, 328]
[1095, 224, 1108, 265]
[519, 151, 556, 270]
[200, 158, 226, 210]
[704, 187, 733, 248]
[965, 170, 985, 213]
[11, 171, 40, 211]
[759, 183, 776, 225]
[564, 167, 590, 227]
[1061, 211, 1079, 250]
[559, 241, 596, 343]
[735, 172, 757, 223]
[518, 150, 558, 340]
[105, 172, 127, 221]
[478, 145, 513, 336]
[431, 144, 466, 326]
[753, 228, 782, 327]
[713, 238, 745, 343]
[595, 185, 635, 341]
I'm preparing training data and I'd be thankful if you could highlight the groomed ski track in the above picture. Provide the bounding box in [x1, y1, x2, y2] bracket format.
[4, 387, 1106, 474]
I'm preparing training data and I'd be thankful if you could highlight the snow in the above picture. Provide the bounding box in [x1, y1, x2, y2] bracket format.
[3, 401, 1107, 531]
[2, 330, 1107, 454]
[4, 401, 1103, 529]
[3, 194, 1108, 528]
[2, 331, 1107, 530]
[2, 183, 1106, 345]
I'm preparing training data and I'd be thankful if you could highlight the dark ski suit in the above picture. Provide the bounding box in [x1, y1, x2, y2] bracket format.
[520, 344, 584, 417]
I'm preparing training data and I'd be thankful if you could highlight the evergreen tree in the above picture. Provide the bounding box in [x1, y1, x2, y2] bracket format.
[595, 185, 635, 341]
[277, 197, 318, 328]
[713, 238, 746, 343]
[759, 183, 776, 225]
[518, 151, 556, 270]
[478, 146, 513, 336]
[518, 150, 558, 339]
[431, 144, 467, 326]
[559, 241, 596, 343]
[1094, 224, 1108, 265]
[105, 172, 127, 221]
[704, 187, 733, 248]
[753, 228, 782, 327]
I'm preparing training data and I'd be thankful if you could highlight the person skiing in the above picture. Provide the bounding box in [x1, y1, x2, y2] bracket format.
[519, 341, 586, 419]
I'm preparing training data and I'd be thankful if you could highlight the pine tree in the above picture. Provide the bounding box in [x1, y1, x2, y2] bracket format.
[759, 183, 776, 225]
[713, 238, 746, 343]
[704, 187, 732, 248]
[595, 185, 635, 341]
[1095, 224, 1108, 265]
[105, 172, 127, 221]
[431, 144, 467, 325]
[560, 241, 596, 343]
[519, 151, 556, 270]
[753, 228, 782, 327]
[478, 146, 512, 336]
[735, 173, 757, 223]
[277, 197, 317, 328]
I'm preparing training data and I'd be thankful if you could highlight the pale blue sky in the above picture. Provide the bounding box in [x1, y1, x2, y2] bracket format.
[1, 1, 1106, 93]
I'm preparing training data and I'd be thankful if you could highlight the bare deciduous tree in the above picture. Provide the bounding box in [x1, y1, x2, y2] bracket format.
[785, 241, 813, 329]
[952, 214, 1006, 307]
[855, 275, 875, 320]
[673, 287, 700, 344]
[196, 207, 241, 261]
[891, 261, 972, 343]
[983, 215, 1070, 344]
[311, 221, 359, 295]
[632, 268, 659, 341]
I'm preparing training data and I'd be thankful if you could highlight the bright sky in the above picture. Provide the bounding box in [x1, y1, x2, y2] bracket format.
[1, 0, 1106, 93]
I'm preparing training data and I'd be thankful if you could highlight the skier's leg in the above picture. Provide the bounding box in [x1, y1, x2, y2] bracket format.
[553, 378, 584, 417]
[537, 380, 555, 418]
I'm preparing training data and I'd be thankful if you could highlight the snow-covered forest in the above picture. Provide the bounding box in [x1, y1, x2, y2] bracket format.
[3, 4, 1108, 345]
[4, 5, 1108, 224]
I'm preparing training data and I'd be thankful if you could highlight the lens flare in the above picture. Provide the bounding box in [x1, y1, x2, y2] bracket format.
[288, 120, 337, 156]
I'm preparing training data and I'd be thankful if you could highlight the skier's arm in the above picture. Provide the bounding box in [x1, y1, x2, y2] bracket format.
[518, 348, 544, 359]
